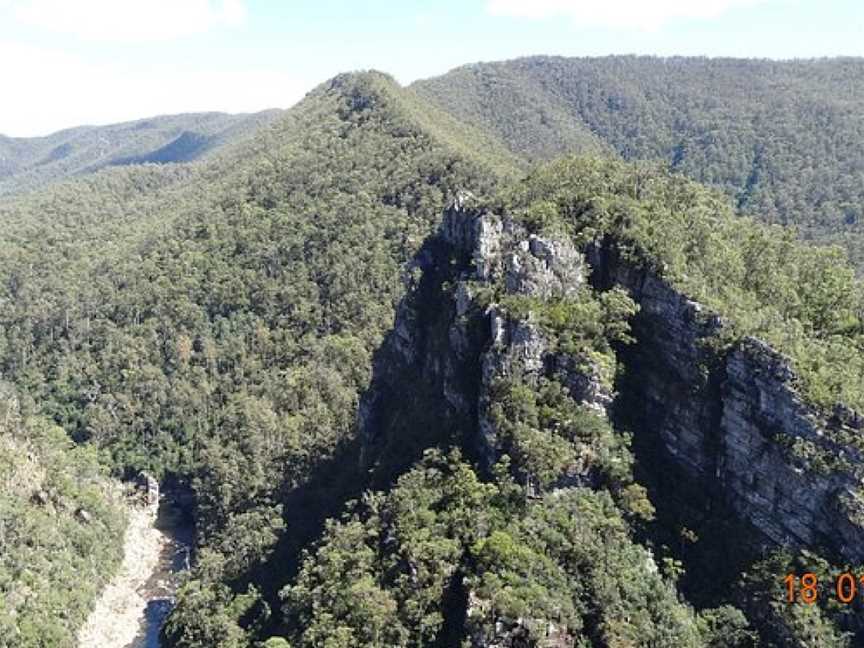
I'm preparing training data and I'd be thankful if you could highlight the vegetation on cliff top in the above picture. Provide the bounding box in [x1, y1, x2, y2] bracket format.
[502, 156, 864, 414]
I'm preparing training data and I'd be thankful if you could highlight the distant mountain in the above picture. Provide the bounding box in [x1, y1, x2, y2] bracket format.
[0, 109, 283, 196]
[413, 55, 864, 267]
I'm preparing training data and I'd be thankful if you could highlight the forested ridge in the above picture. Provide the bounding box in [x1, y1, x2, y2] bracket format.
[0, 59, 862, 647]
[413, 55, 864, 270]
[0, 71, 512, 645]
[0, 109, 283, 198]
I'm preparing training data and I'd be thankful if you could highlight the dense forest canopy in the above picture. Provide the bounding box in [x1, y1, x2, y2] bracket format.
[0, 71, 512, 643]
[413, 55, 864, 269]
[0, 71, 504, 477]
[1, 58, 863, 647]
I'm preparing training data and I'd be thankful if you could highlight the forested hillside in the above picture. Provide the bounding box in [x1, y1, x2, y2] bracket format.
[0, 71, 520, 645]
[0, 59, 863, 648]
[413, 56, 864, 269]
[259, 154, 863, 647]
[0, 383, 125, 648]
[0, 71, 514, 475]
[0, 109, 282, 197]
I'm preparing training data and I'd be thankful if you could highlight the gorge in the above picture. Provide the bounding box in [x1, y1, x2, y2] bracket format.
[77, 489, 192, 648]
[2, 63, 864, 647]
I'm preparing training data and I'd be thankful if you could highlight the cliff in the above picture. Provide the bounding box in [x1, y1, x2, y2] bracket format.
[586, 241, 864, 564]
[359, 192, 611, 477]
[357, 197, 634, 644]
[355, 191, 864, 644]
[723, 340, 864, 558]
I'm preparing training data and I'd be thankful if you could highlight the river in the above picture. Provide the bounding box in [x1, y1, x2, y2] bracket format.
[130, 496, 194, 648]
[77, 491, 194, 648]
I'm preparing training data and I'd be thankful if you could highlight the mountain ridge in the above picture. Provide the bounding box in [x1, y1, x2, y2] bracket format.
[0, 108, 284, 197]
[413, 54, 864, 268]
[1, 63, 863, 647]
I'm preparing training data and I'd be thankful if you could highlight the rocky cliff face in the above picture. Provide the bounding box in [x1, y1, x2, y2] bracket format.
[589, 242, 864, 564]
[359, 195, 611, 645]
[436, 195, 612, 480]
[721, 339, 864, 560]
[356, 196, 491, 482]
[359, 193, 603, 480]
[358, 194, 864, 645]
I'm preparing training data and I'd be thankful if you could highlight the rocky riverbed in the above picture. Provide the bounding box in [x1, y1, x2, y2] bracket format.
[77, 494, 192, 648]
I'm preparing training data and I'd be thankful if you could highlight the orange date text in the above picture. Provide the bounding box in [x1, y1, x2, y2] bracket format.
[785, 573, 864, 605]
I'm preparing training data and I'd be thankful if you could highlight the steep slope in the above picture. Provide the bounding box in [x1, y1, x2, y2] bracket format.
[0, 383, 126, 648]
[413, 56, 864, 268]
[272, 156, 863, 646]
[0, 109, 282, 197]
[494, 158, 864, 644]
[0, 71, 519, 644]
[281, 192, 704, 647]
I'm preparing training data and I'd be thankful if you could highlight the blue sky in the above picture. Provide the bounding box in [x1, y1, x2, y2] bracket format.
[1, 0, 863, 136]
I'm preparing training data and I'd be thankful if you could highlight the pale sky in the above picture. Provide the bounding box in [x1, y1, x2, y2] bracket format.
[1, 0, 863, 136]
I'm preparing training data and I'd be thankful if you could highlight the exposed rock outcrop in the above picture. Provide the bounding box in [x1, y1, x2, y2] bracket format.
[443, 197, 605, 471]
[721, 338, 864, 561]
[466, 590, 573, 648]
[359, 194, 864, 646]
[137, 470, 160, 508]
[359, 196, 612, 646]
[589, 241, 864, 564]
[356, 198, 491, 480]
[358, 194, 596, 477]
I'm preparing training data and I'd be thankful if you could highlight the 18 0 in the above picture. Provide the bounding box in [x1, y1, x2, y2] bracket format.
[785, 573, 864, 605]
